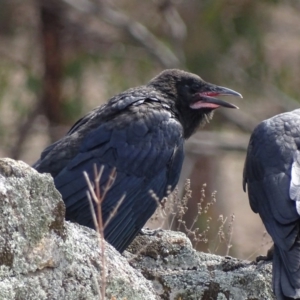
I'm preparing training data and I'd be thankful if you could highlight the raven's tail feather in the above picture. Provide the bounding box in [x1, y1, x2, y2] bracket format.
[273, 244, 300, 299]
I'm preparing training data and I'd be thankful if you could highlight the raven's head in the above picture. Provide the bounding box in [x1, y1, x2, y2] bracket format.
[148, 69, 242, 138]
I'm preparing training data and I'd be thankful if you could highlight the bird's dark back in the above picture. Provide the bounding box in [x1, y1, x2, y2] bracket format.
[243, 109, 300, 299]
[244, 110, 300, 183]
[33, 86, 185, 252]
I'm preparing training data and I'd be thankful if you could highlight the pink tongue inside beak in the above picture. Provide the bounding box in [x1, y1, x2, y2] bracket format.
[190, 102, 220, 109]
[189, 91, 221, 109]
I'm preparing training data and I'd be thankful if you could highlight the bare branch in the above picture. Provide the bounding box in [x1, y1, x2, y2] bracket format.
[84, 171, 99, 204]
[103, 194, 125, 229]
[11, 102, 42, 159]
[62, 0, 182, 68]
[218, 109, 259, 133]
[157, 0, 187, 63]
[84, 166, 124, 299]
[185, 130, 249, 156]
[87, 191, 100, 232]
[101, 167, 116, 201]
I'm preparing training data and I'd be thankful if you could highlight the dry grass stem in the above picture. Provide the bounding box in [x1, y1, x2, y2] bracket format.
[84, 165, 124, 300]
[149, 179, 237, 256]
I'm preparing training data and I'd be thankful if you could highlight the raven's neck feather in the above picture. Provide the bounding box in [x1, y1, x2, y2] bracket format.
[171, 99, 214, 139]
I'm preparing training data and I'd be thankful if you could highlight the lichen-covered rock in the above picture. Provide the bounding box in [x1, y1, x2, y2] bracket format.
[0, 158, 274, 300]
[0, 158, 157, 300]
[0, 158, 65, 276]
[125, 230, 274, 300]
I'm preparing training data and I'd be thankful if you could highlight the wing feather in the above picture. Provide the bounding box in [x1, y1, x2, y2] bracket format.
[34, 93, 184, 252]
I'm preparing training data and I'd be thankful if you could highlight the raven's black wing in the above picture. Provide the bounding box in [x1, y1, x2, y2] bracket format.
[243, 110, 300, 299]
[34, 92, 184, 252]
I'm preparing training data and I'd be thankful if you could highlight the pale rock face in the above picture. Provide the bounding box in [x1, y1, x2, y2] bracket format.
[0, 158, 274, 300]
[125, 230, 274, 300]
[0, 158, 157, 300]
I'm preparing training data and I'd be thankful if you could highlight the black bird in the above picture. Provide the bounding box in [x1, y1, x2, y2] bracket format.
[243, 110, 300, 299]
[34, 69, 241, 252]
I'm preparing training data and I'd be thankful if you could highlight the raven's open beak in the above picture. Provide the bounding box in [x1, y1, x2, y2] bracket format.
[190, 84, 242, 110]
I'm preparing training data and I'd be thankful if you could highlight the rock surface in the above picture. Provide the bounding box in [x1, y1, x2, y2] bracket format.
[0, 158, 274, 300]
[0, 158, 157, 300]
[126, 230, 274, 300]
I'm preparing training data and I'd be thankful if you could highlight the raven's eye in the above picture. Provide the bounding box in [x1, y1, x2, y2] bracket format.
[183, 84, 198, 94]
[190, 84, 200, 93]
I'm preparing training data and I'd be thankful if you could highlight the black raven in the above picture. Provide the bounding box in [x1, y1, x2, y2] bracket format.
[243, 110, 300, 299]
[34, 69, 241, 252]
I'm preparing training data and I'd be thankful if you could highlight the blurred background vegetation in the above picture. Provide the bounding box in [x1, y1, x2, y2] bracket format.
[1, 0, 300, 259]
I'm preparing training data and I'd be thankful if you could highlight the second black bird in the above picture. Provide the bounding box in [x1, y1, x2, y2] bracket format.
[243, 110, 300, 299]
[34, 69, 241, 252]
